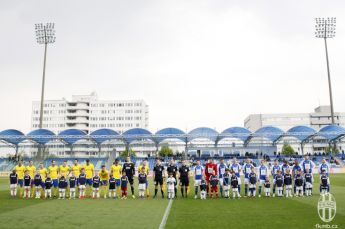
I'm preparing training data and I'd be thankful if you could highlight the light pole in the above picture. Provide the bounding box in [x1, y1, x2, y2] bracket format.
[315, 18, 337, 155]
[35, 23, 56, 129]
[315, 17, 336, 124]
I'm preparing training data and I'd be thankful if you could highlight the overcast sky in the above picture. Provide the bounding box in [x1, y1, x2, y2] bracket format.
[1, 0, 345, 133]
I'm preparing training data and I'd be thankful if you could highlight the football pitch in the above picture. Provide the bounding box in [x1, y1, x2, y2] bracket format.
[0, 174, 344, 229]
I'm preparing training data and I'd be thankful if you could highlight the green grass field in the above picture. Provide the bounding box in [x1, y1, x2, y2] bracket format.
[0, 174, 344, 229]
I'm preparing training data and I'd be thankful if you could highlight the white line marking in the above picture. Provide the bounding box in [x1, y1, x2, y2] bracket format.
[159, 199, 173, 229]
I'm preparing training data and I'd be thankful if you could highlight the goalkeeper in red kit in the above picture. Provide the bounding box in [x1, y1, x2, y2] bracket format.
[205, 158, 217, 195]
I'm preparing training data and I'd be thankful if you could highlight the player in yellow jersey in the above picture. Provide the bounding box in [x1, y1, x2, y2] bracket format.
[14, 161, 25, 197]
[71, 159, 81, 186]
[110, 159, 122, 196]
[138, 160, 150, 197]
[48, 160, 59, 197]
[26, 160, 36, 197]
[58, 160, 70, 198]
[39, 163, 48, 181]
[83, 159, 94, 197]
[38, 163, 47, 196]
[59, 160, 70, 177]
[26, 160, 36, 182]
[99, 165, 109, 198]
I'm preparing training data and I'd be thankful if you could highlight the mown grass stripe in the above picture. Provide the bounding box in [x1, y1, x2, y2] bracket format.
[159, 199, 173, 229]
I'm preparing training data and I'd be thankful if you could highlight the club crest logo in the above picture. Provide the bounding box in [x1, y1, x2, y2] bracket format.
[317, 193, 336, 223]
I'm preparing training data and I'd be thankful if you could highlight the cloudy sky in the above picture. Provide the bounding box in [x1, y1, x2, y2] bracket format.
[1, 0, 344, 133]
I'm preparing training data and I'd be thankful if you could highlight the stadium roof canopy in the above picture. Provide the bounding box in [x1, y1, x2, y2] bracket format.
[27, 129, 56, 145]
[252, 126, 284, 143]
[1, 125, 345, 146]
[58, 129, 87, 145]
[286, 125, 316, 142]
[188, 127, 219, 142]
[90, 128, 119, 144]
[154, 127, 186, 143]
[317, 124, 345, 141]
[219, 127, 252, 142]
[0, 129, 25, 146]
[122, 128, 153, 144]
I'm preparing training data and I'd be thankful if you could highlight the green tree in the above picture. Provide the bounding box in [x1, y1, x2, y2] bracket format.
[158, 146, 173, 157]
[120, 149, 136, 157]
[281, 144, 295, 156]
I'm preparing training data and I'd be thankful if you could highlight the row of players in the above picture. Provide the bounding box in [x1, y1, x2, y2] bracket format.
[9, 155, 331, 199]
[173, 157, 330, 199]
[10, 158, 132, 198]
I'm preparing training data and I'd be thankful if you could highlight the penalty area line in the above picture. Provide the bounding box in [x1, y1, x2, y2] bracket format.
[159, 199, 173, 229]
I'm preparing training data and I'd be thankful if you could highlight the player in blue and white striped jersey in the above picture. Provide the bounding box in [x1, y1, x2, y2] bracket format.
[218, 158, 228, 197]
[258, 160, 268, 198]
[300, 155, 315, 194]
[194, 160, 204, 199]
[292, 159, 302, 177]
[292, 159, 302, 195]
[230, 159, 242, 195]
[281, 160, 290, 176]
[300, 155, 315, 173]
[243, 159, 254, 197]
[319, 158, 329, 176]
[271, 159, 281, 197]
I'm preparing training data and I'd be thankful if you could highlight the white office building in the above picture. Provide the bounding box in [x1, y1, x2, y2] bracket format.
[31, 92, 149, 134]
[244, 105, 345, 132]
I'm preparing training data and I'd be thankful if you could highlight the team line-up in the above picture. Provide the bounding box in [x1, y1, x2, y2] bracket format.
[9, 155, 331, 200]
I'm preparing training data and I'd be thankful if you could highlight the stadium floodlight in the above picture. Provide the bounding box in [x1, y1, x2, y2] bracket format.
[35, 23, 56, 129]
[315, 17, 336, 124]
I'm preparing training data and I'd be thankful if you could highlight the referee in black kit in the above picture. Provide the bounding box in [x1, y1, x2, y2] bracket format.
[179, 160, 190, 198]
[153, 158, 165, 198]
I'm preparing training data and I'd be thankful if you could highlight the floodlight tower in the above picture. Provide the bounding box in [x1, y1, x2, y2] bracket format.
[315, 17, 336, 124]
[35, 23, 56, 129]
